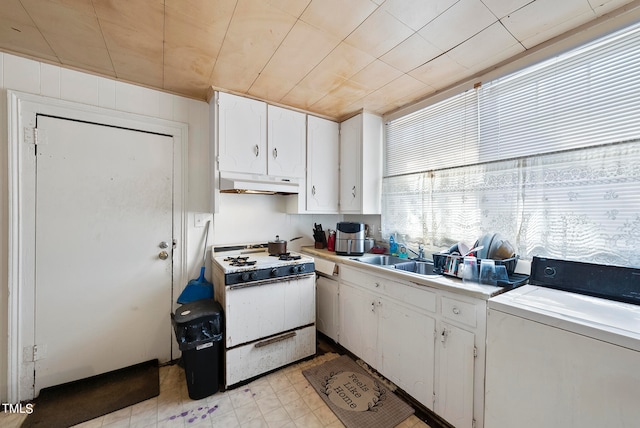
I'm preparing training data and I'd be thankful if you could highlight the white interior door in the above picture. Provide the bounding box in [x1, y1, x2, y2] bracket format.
[33, 115, 174, 394]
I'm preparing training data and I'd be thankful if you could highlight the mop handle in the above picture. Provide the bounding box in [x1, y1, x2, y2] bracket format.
[202, 219, 211, 266]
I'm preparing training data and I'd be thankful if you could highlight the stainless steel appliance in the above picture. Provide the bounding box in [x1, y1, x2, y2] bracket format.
[335, 222, 365, 256]
[211, 244, 316, 388]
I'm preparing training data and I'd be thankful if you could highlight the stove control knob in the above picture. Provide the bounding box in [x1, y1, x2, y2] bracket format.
[290, 266, 299, 274]
[241, 272, 250, 282]
[250, 272, 258, 281]
[298, 265, 306, 272]
[270, 268, 278, 277]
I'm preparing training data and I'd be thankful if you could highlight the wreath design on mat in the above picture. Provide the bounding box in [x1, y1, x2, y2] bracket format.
[322, 370, 387, 412]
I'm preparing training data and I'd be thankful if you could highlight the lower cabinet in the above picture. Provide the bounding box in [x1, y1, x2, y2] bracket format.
[316, 275, 339, 342]
[338, 281, 379, 368]
[435, 322, 475, 428]
[379, 297, 436, 409]
[337, 264, 485, 428]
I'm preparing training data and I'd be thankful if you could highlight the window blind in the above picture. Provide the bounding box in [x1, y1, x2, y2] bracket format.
[383, 22, 640, 267]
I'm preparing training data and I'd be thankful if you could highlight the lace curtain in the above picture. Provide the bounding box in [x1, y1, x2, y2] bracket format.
[382, 140, 640, 267]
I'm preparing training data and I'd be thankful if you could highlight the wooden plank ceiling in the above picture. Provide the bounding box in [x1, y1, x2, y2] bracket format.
[0, 0, 635, 120]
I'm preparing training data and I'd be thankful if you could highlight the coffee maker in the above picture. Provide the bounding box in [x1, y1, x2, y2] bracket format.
[335, 222, 365, 256]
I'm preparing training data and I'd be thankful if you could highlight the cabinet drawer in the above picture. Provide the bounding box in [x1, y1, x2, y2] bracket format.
[385, 281, 436, 313]
[341, 266, 385, 292]
[441, 296, 476, 328]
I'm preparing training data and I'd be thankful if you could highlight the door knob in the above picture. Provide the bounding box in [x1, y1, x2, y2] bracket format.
[159, 241, 169, 249]
[158, 251, 169, 260]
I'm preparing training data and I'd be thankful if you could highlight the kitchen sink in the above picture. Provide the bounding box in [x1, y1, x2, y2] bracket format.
[351, 255, 408, 265]
[393, 260, 438, 275]
[351, 256, 439, 276]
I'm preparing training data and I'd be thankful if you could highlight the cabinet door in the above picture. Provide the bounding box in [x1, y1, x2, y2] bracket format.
[436, 322, 475, 428]
[218, 92, 267, 174]
[307, 116, 339, 213]
[379, 299, 436, 410]
[338, 282, 378, 367]
[267, 105, 306, 178]
[316, 276, 339, 342]
[339, 114, 361, 213]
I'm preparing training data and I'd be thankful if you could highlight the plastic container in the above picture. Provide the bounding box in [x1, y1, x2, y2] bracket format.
[172, 299, 223, 399]
[433, 253, 527, 288]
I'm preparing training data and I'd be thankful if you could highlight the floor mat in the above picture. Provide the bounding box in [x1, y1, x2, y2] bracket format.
[302, 355, 414, 428]
[21, 359, 159, 428]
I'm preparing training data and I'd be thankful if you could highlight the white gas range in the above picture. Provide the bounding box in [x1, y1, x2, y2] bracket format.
[211, 244, 316, 388]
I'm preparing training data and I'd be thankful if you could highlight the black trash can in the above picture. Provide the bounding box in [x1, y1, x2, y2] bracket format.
[172, 299, 223, 399]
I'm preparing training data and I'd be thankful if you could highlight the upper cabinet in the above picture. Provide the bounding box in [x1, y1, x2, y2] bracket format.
[218, 92, 267, 175]
[307, 116, 339, 213]
[267, 105, 306, 178]
[339, 112, 383, 214]
[217, 93, 306, 178]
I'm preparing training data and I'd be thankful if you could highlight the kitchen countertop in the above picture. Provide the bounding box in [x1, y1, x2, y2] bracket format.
[301, 246, 511, 300]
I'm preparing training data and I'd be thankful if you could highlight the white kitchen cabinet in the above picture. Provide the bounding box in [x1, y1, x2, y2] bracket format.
[436, 322, 475, 428]
[267, 105, 306, 178]
[217, 92, 306, 179]
[338, 280, 379, 367]
[217, 92, 267, 175]
[339, 112, 382, 214]
[338, 265, 437, 410]
[379, 297, 436, 409]
[316, 275, 339, 342]
[337, 263, 486, 428]
[307, 115, 339, 213]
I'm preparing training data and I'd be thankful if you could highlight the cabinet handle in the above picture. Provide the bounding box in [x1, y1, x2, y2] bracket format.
[273, 147, 278, 159]
[255, 144, 260, 157]
[375, 282, 380, 287]
[254, 331, 296, 348]
[371, 301, 375, 312]
[312, 185, 316, 196]
[352, 186, 356, 197]
[452, 307, 460, 315]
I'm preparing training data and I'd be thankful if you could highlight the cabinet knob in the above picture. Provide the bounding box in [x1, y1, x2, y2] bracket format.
[273, 147, 278, 159]
[312, 185, 316, 196]
[352, 186, 356, 197]
[255, 144, 260, 157]
[452, 307, 460, 315]
[375, 282, 380, 287]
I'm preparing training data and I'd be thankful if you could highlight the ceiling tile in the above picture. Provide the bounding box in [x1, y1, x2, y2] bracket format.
[408, 53, 470, 87]
[481, 0, 533, 19]
[0, 0, 58, 61]
[349, 59, 404, 90]
[448, 22, 524, 70]
[381, 33, 443, 72]
[356, 74, 432, 114]
[266, 0, 312, 17]
[345, 8, 414, 58]
[382, 0, 458, 31]
[501, 0, 595, 49]
[300, 0, 378, 39]
[590, 0, 636, 15]
[20, 0, 113, 73]
[163, 44, 215, 96]
[211, 0, 298, 92]
[248, 20, 341, 100]
[418, 0, 497, 52]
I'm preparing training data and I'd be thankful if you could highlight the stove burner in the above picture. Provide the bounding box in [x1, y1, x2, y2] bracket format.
[224, 256, 257, 267]
[276, 253, 302, 261]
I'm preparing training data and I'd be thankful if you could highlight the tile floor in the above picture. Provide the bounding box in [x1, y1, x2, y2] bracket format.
[1, 352, 431, 428]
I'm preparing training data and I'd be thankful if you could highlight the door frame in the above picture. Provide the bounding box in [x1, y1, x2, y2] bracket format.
[7, 90, 188, 402]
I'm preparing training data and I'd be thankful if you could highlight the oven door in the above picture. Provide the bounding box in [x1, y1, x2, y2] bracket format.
[224, 274, 315, 348]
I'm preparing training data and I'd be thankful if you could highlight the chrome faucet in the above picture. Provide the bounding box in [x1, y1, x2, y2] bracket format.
[404, 243, 425, 260]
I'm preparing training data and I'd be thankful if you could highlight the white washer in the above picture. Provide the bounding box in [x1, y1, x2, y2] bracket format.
[485, 284, 640, 428]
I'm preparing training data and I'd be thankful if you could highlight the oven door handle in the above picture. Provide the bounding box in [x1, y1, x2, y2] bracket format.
[254, 331, 297, 348]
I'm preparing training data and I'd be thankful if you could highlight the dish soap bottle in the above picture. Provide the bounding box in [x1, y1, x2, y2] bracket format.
[389, 235, 398, 256]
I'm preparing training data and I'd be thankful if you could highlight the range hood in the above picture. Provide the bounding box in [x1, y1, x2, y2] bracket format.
[219, 171, 300, 195]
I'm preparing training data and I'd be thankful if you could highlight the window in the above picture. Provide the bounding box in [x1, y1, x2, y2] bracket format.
[383, 22, 640, 268]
